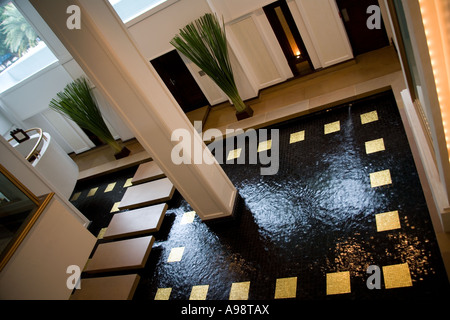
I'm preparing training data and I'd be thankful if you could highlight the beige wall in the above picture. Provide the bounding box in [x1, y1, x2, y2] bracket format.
[0, 197, 96, 299]
[0, 137, 95, 299]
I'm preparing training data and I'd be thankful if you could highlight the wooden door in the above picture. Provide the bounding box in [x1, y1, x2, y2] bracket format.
[336, 0, 389, 56]
[151, 50, 209, 113]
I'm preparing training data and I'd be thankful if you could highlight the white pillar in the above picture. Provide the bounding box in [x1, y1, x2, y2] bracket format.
[30, 0, 237, 221]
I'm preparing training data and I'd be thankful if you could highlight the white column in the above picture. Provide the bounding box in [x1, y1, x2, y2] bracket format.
[30, 0, 237, 221]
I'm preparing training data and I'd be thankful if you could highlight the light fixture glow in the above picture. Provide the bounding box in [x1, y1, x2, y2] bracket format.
[419, 0, 450, 162]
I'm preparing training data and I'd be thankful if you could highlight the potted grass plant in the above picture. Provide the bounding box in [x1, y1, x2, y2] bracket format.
[171, 13, 253, 120]
[49, 77, 130, 159]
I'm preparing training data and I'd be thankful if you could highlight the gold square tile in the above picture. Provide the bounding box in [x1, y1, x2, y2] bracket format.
[326, 271, 351, 295]
[110, 202, 121, 213]
[123, 178, 133, 188]
[227, 148, 242, 161]
[257, 140, 272, 152]
[104, 182, 116, 193]
[382, 263, 413, 289]
[361, 111, 379, 124]
[290, 130, 305, 144]
[180, 211, 196, 224]
[365, 138, 385, 154]
[376, 210, 401, 232]
[87, 187, 98, 197]
[154, 288, 172, 300]
[229, 281, 250, 300]
[167, 247, 185, 262]
[370, 169, 392, 187]
[189, 285, 209, 300]
[70, 192, 81, 201]
[324, 121, 340, 135]
[274, 277, 297, 299]
[97, 227, 107, 239]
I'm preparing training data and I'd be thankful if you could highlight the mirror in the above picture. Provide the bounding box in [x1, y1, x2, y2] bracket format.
[0, 164, 52, 271]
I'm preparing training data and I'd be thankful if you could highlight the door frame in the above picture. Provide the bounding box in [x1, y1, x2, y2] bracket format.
[263, 0, 314, 76]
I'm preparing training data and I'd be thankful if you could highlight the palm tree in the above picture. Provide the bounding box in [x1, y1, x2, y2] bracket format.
[1, 3, 39, 57]
[171, 13, 253, 120]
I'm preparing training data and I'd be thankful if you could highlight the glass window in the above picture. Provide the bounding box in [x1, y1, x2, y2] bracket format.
[109, 0, 168, 23]
[0, 1, 58, 92]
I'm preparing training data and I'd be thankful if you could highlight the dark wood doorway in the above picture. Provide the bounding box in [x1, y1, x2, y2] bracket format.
[335, 0, 390, 56]
[151, 50, 209, 113]
[263, 0, 313, 77]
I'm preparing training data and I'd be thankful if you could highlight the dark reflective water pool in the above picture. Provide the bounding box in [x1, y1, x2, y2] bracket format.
[133, 91, 449, 300]
[73, 91, 450, 300]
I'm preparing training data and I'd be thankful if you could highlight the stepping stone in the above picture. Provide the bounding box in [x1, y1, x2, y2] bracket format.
[118, 178, 175, 210]
[84, 236, 154, 274]
[70, 274, 140, 300]
[103, 203, 168, 240]
[131, 161, 165, 185]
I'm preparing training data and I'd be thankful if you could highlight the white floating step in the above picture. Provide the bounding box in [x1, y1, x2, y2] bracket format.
[70, 274, 140, 300]
[131, 161, 165, 185]
[119, 178, 175, 210]
[103, 203, 168, 240]
[84, 236, 154, 274]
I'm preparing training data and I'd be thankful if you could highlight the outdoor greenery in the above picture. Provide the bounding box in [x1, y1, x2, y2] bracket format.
[1, 3, 38, 56]
[49, 77, 123, 154]
[0, 2, 39, 70]
[170, 13, 247, 114]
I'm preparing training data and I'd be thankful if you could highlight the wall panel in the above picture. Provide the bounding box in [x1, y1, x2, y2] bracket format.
[294, 0, 353, 68]
[229, 15, 282, 89]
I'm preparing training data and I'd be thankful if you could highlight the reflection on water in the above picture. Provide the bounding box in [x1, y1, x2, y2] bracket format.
[135, 91, 450, 300]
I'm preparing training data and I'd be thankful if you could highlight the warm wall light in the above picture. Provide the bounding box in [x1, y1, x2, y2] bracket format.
[275, 6, 301, 58]
[419, 0, 450, 161]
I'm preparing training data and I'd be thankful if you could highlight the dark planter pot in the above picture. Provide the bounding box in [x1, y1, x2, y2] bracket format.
[114, 146, 131, 160]
[236, 105, 254, 120]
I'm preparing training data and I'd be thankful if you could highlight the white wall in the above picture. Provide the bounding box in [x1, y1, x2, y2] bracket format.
[1, 63, 73, 121]
[207, 0, 274, 23]
[0, 108, 13, 137]
[127, 0, 211, 60]
[0, 196, 96, 299]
